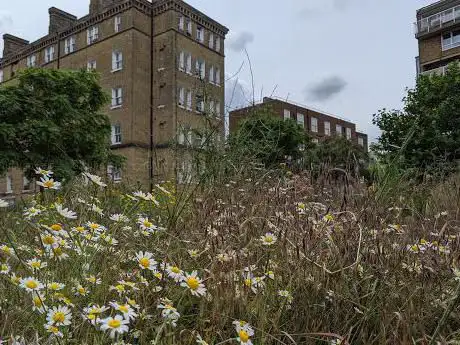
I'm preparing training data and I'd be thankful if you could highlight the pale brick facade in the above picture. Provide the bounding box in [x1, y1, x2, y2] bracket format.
[0, 0, 228, 200]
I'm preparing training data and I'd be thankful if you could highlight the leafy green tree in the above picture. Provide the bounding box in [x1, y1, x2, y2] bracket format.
[0, 68, 123, 181]
[372, 63, 460, 176]
[230, 106, 311, 167]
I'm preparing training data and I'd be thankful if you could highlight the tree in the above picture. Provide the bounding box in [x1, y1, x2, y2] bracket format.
[372, 63, 460, 177]
[0, 68, 123, 181]
[229, 106, 311, 167]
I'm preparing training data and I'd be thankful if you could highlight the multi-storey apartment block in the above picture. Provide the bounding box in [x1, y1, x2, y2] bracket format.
[0, 0, 228, 200]
[229, 97, 368, 151]
[415, 0, 460, 75]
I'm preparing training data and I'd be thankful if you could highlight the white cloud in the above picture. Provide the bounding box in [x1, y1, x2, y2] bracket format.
[227, 31, 254, 52]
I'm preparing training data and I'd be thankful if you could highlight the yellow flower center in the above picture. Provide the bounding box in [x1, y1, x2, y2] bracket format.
[78, 287, 86, 294]
[1, 264, 8, 271]
[108, 319, 121, 328]
[31, 261, 41, 269]
[154, 272, 162, 279]
[33, 297, 43, 306]
[26, 280, 38, 289]
[265, 236, 273, 243]
[54, 247, 63, 256]
[239, 330, 250, 342]
[119, 305, 129, 313]
[50, 283, 60, 290]
[88, 314, 96, 320]
[171, 266, 181, 273]
[44, 180, 54, 188]
[51, 224, 62, 231]
[49, 326, 59, 334]
[43, 236, 55, 245]
[53, 312, 65, 323]
[89, 223, 99, 230]
[1, 246, 11, 254]
[139, 257, 150, 268]
[244, 279, 252, 287]
[186, 277, 199, 290]
[115, 284, 125, 291]
[143, 220, 152, 228]
[75, 226, 85, 233]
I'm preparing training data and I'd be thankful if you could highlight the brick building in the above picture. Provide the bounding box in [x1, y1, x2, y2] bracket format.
[415, 0, 460, 75]
[229, 97, 368, 151]
[0, 0, 228, 200]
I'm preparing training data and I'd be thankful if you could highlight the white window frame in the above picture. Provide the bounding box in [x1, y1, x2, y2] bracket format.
[297, 113, 305, 128]
[6, 174, 12, 194]
[196, 94, 205, 113]
[209, 33, 214, 49]
[26, 55, 36, 67]
[107, 165, 122, 182]
[215, 37, 221, 52]
[45, 46, 55, 63]
[178, 86, 185, 107]
[215, 68, 221, 86]
[336, 124, 343, 136]
[23, 176, 32, 192]
[186, 53, 192, 74]
[111, 88, 123, 108]
[186, 18, 192, 35]
[284, 109, 291, 120]
[358, 137, 364, 147]
[311, 117, 318, 133]
[178, 16, 184, 31]
[186, 90, 192, 110]
[111, 124, 122, 144]
[215, 102, 221, 117]
[87, 26, 99, 45]
[112, 51, 123, 72]
[346, 127, 352, 140]
[178, 51, 185, 71]
[324, 121, 331, 136]
[195, 58, 205, 79]
[87, 60, 97, 71]
[0, 70, 3, 83]
[64, 37, 76, 54]
[196, 26, 204, 43]
[209, 65, 215, 84]
[442, 30, 460, 50]
[114, 16, 122, 33]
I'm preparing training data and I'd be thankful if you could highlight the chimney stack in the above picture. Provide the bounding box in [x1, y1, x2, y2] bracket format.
[3, 34, 29, 58]
[49, 7, 77, 34]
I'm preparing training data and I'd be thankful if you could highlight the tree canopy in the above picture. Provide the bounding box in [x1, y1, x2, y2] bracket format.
[0, 68, 123, 181]
[372, 63, 460, 177]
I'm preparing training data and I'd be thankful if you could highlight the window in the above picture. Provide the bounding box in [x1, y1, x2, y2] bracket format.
[284, 109, 291, 120]
[45, 46, 55, 63]
[186, 18, 192, 35]
[178, 160, 193, 184]
[107, 165, 121, 182]
[195, 58, 205, 79]
[442, 30, 460, 50]
[114, 16, 122, 33]
[186, 53, 192, 74]
[0, 70, 3, 83]
[196, 94, 204, 113]
[111, 124, 122, 144]
[87, 26, 99, 45]
[297, 113, 305, 128]
[87, 60, 97, 70]
[209, 33, 214, 49]
[27, 55, 36, 67]
[215, 102, 221, 117]
[186, 90, 192, 110]
[23, 176, 32, 191]
[178, 87, 185, 107]
[324, 121, 331, 136]
[209, 100, 215, 114]
[111, 88, 123, 108]
[112, 51, 123, 71]
[215, 37, 221, 52]
[336, 124, 343, 136]
[178, 51, 185, 71]
[358, 137, 364, 147]
[196, 26, 204, 43]
[346, 127, 352, 140]
[310, 117, 318, 132]
[6, 174, 12, 193]
[64, 37, 76, 54]
[209, 65, 215, 83]
[178, 16, 184, 31]
[215, 68, 221, 86]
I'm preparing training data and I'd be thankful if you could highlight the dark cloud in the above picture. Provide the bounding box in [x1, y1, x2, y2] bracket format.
[305, 76, 347, 102]
[227, 31, 254, 52]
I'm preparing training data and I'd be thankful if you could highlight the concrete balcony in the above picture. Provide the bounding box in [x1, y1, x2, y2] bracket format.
[415, 5, 460, 38]
[420, 65, 448, 76]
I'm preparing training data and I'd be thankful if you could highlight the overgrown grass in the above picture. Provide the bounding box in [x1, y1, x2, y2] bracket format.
[1, 167, 460, 345]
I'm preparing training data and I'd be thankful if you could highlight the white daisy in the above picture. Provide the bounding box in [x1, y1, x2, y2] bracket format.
[260, 232, 277, 246]
[23, 206, 42, 218]
[82, 172, 107, 187]
[45, 324, 63, 338]
[46, 305, 72, 326]
[37, 177, 61, 190]
[166, 265, 184, 282]
[180, 271, 207, 297]
[32, 293, 47, 314]
[109, 213, 129, 223]
[48, 282, 65, 291]
[82, 304, 109, 325]
[20, 277, 44, 292]
[27, 258, 48, 271]
[135, 251, 157, 271]
[110, 301, 137, 321]
[55, 203, 77, 219]
[99, 315, 130, 338]
[35, 167, 53, 177]
[233, 321, 254, 345]
[157, 298, 180, 327]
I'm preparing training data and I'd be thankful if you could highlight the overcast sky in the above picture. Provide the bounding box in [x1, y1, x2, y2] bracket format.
[0, 0, 435, 141]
